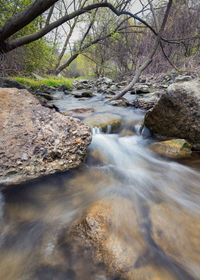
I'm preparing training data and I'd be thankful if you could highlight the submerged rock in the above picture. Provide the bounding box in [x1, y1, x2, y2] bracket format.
[151, 203, 200, 279]
[0, 88, 92, 185]
[64, 198, 177, 280]
[144, 79, 200, 149]
[149, 139, 191, 158]
[62, 108, 95, 119]
[83, 113, 122, 133]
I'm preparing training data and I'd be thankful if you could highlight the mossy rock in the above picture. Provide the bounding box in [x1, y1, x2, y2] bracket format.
[149, 139, 191, 158]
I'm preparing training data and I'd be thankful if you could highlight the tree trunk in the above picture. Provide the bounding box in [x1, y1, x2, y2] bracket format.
[115, 0, 173, 99]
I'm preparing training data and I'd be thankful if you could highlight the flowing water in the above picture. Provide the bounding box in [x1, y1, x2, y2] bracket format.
[0, 92, 200, 280]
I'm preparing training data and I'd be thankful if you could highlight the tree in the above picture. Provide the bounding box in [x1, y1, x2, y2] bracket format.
[115, 0, 173, 99]
[1, 0, 199, 97]
[0, 0, 56, 74]
[0, 0, 159, 54]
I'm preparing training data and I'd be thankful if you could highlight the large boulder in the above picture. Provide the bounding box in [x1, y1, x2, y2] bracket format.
[0, 88, 92, 185]
[144, 79, 200, 149]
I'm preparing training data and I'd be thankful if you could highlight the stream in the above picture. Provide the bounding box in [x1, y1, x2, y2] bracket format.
[0, 92, 200, 280]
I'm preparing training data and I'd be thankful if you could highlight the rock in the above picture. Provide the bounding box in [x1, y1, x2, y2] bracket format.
[64, 198, 177, 279]
[149, 139, 191, 158]
[158, 84, 168, 89]
[109, 99, 128, 107]
[107, 90, 116, 95]
[83, 113, 122, 133]
[97, 77, 113, 86]
[62, 108, 95, 119]
[0, 77, 27, 89]
[72, 79, 93, 90]
[34, 86, 56, 101]
[56, 85, 71, 92]
[130, 94, 159, 110]
[144, 79, 200, 149]
[131, 84, 151, 94]
[0, 88, 92, 185]
[109, 84, 118, 91]
[175, 75, 192, 82]
[40, 85, 56, 94]
[72, 90, 94, 98]
[150, 203, 200, 279]
[98, 84, 109, 92]
[35, 91, 54, 101]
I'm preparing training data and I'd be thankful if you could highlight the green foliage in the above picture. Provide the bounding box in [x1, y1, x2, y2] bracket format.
[0, 0, 57, 75]
[11, 76, 74, 88]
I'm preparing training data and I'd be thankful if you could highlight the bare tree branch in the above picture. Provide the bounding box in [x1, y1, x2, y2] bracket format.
[115, 0, 173, 99]
[0, 0, 60, 41]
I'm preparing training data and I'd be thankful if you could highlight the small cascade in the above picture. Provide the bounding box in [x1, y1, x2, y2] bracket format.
[134, 123, 143, 135]
[106, 124, 112, 134]
[91, 126, 102, 135]
[90, 133, 200, 213]
[134, 123, 151, 137]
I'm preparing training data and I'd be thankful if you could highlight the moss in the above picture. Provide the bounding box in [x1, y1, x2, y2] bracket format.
[149, 139, 191, 159]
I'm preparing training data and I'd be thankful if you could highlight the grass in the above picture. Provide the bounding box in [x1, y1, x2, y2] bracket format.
[10, 75, 75, 89]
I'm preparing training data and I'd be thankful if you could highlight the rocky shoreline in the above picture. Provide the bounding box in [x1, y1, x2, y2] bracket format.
[0, 73, 200, 185]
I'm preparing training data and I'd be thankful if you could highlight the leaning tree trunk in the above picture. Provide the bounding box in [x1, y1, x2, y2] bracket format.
[115, 0, 173, 99]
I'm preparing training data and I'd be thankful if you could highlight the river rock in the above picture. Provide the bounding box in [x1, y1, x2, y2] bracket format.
[144, 79, 200, 149]
[83, 113, 122, 133]
[96, 77, 113, 86]
[72, 79, 94, 90]
[72, 90, 94, 98]
[149, 139, 191, 158]
[109, 99, 128, 107]
[35, 91, 54, 101]
[130, 92, 160, 110]
[62, 108, 95, 119]
[0, 88, 91, 185]
[150, 203, 200, 279]
[131, 84, 151, 94]
[175, 75, 192, 82]
[56, 84, 71, 92]
[0, 77, 27, 89]
[64, 198, 177, 279]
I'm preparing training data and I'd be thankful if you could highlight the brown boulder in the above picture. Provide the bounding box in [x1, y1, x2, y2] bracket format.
[144, 80, 200, 149]
[0, 88, 91, 185]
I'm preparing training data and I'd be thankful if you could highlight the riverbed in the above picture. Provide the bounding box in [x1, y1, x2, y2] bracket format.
[0, 92, 200, 280]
